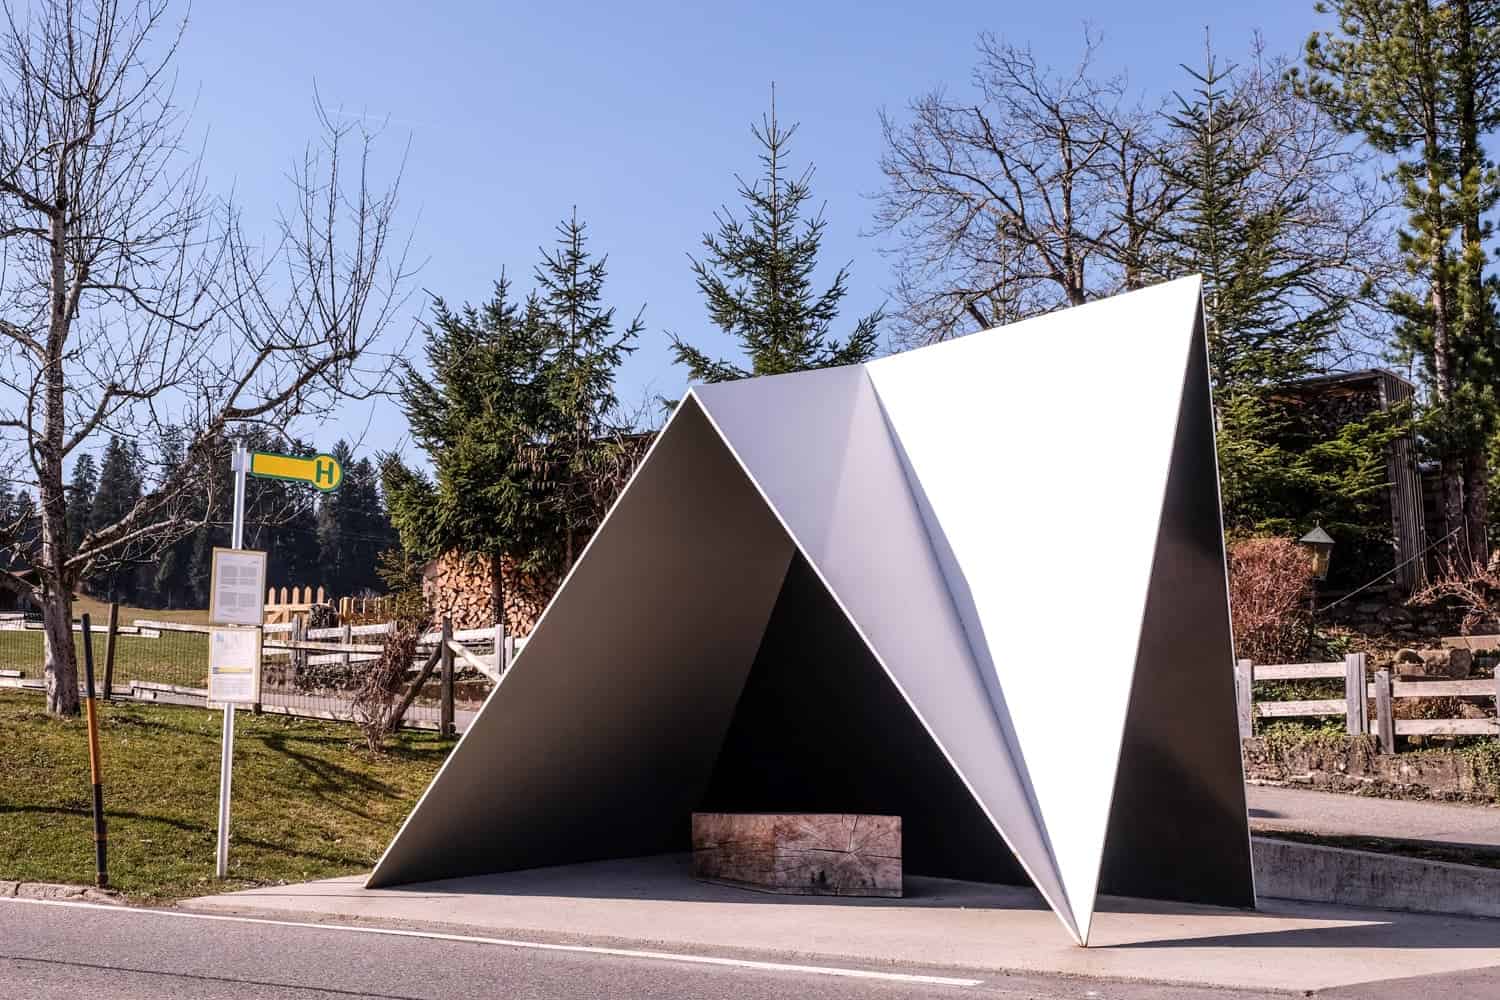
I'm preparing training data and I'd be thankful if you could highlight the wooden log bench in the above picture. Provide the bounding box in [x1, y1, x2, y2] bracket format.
[690, 813, 902, 898]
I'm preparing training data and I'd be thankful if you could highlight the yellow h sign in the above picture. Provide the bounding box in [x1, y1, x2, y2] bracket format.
[249, 451, 344, 492]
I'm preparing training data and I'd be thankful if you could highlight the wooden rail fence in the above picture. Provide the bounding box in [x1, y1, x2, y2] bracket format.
[1234, 653, 1500, 752]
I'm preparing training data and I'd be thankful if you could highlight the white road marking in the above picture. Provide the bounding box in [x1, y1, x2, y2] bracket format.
[0, 896, 984, 988]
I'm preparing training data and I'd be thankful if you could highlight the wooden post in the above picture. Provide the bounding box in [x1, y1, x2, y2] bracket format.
[390, 644, 442, 732]
[1344, 652, 1368, 735]
[102, 601, 119, 701]
[493, 619, 504, 675]
[1234, 659, 1253, 740]
[80, 614, 108, 888]
[1374, 667, 1395, 754]
[291, 616, 306, 677]
[439, 616, 455, 738]
[341, 622, 353, 676]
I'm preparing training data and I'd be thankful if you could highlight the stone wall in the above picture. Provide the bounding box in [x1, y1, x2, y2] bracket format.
[1316, 584, 1473, 647]
[1242, 736, 1499, 803]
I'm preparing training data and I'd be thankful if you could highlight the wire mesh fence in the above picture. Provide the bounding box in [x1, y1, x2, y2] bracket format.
[0, 610, 507, 734]
[0, 618, 208, 690]
[257, 623, 496, 730]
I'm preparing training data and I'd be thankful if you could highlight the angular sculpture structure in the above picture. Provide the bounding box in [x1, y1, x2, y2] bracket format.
[368, 276, 1255, 946]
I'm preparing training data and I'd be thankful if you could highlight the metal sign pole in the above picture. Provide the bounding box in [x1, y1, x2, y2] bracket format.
[216, 443, 248, 879]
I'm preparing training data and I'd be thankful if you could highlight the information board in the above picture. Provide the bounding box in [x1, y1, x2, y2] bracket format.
[209, 547, 267, 626]
[208, 626, 262, 705]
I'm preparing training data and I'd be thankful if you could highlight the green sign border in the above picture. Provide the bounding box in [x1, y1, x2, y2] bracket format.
[248, 451, 344, 492]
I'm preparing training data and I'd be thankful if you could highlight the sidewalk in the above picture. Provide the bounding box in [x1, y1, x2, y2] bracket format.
[1247, 785, 1500, 852]
[179, 853, 1500, 994]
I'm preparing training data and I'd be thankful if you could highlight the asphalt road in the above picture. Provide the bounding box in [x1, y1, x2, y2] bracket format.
[3, 897, 1497, 1000]
[1246, 784, 1500, 851]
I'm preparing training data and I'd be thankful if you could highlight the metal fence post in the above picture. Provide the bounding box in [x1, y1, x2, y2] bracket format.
[102, 602, 119, 701]
[1374, 667, 1395, 754]
[1344, 652, 1368, 736]
[1234, 659, 1254, 740]
[440, 616, 454, 738]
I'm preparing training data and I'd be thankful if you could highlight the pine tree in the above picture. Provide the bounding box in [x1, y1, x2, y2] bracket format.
[64, 455, 98, 554]
[670, 91, 882, 382]
[387, 216, 645, 602]
[534, 212, 642, 566]
[317, 441, 394, 596]
[146, 426, 199, 608]
[1158, 48, 1409, 582]
[1162, 54, 1338, 394]
[88, 437, 144, 603]
[385, 276, 556, 612]
[1302, 0, 1500, 568]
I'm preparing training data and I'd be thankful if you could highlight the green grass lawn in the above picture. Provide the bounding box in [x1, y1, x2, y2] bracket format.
[0, 690, 451, 901]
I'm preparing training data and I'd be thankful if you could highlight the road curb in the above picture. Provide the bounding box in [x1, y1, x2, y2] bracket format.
[1253, 836, 1500, 919]
[0, 880, 123, 904]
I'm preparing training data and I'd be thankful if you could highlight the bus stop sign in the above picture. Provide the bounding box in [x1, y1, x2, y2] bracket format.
[249, 451, 344, 491]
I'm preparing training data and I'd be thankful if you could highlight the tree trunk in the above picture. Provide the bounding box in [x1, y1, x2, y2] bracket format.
[41, 162, 76, 715]
[1441, 455, 1471, 573]
[1454, 0, 1490, 573]
[1464, 452, 1490, 568]
[41, 585, 78, 716]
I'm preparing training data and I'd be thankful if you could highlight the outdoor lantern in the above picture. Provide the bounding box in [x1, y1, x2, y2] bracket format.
[1299, 525, 1335, 582]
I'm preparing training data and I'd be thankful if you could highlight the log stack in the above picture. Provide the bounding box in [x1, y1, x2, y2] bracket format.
[420, 549, 557, 637]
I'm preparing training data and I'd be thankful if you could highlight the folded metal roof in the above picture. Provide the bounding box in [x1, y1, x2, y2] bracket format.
[367, 276, 1253, 946]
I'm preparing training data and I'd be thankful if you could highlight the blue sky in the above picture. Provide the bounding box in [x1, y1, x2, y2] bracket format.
[173, 1, 1324, 460]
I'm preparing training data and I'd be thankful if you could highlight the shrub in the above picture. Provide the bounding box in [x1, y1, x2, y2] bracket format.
[1410, 561, 1500, 635]
[350, 586, 430, 752]
[1228, 537, 1315, 664]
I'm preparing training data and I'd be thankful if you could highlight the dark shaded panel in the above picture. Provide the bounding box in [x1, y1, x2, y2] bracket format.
[1097, 310, 1256, 907]
[369, 399, 795, 888]
[702, 553, 1031, 886]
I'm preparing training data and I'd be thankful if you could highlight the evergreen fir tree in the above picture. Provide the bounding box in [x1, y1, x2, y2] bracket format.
[534, 212, 642, 565]
[1157, 51, 1400, 575]
[65, 454, 98, 554]
[670, 91, 882, 382]
[317, 441, 395, 596]
[385, 276, 556, 611]
[1302, 0, 1500, 567]
[146, 426, 199, 608]
[88, 437, 144, 603]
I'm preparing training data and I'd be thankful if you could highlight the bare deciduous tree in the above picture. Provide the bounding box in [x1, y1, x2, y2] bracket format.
[873, 31, 1175, 347]
[0, 0, 414, 716]
[873, 32, 1395, 357]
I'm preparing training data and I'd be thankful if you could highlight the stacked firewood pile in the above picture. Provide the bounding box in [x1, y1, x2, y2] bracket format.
[420, 549, 556, 636]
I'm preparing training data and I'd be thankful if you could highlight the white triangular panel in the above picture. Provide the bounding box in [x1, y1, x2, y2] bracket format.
[691, 368, 1077, 938]
[866, 278, 1204, 942]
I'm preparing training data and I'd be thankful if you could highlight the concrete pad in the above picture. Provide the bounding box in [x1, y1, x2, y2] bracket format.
[179, 854, 1500, 992]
